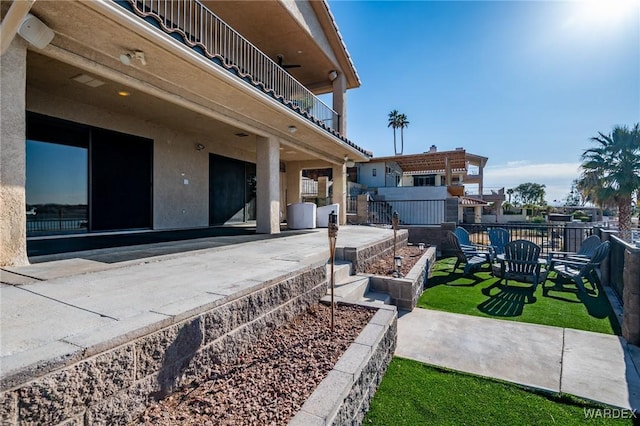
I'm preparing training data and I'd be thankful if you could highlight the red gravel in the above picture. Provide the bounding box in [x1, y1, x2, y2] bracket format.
[137, 303, 375, 425]
[364, 245, 426, 276]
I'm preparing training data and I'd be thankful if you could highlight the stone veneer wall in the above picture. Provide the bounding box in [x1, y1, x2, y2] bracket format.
[0, 265, 327, 425]
[289, 306, 397, 425]
[339, 230, 409, 274]
[368, 246, 436, 311]
[622, 243, 640, 345]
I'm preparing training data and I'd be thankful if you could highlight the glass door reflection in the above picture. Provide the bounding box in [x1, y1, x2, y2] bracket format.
[26, 140, 88, 235]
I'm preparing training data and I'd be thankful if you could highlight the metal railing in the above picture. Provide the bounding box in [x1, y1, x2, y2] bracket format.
[608, 235, 627, 301]
[459, 223, 593, 255]
[347, 196, 358, 214]
[122, 0, 339, 131]
[27, 219, 88, 234]
[368, 200, 446, 225]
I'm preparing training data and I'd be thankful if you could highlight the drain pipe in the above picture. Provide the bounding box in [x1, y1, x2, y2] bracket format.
[0, 0, 36, 56]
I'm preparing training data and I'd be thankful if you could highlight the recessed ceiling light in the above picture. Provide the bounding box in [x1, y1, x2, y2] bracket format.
[118, 90, 130, 97]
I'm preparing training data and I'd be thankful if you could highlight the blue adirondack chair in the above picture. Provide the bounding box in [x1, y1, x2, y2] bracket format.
[492, 240, 548, 289]
[446, 231, 490, 275]
[550, 241, 610, 293]
[488, 228, 510, 256]
[546, 234, 601, 269]
[454, 227, 492, 255]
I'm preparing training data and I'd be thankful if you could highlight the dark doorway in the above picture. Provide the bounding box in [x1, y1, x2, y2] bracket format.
[91, 129, 153, 231]
[209, 154, 256, 225]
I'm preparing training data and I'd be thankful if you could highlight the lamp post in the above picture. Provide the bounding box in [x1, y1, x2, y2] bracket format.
[392, 211, 399, 273]
[328, 210, 338, 332]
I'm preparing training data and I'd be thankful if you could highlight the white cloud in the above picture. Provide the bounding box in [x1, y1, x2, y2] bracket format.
[483, 162, 582, 203]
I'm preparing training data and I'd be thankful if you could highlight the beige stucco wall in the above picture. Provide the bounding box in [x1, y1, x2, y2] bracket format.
[0, 41, 29, 267]
[26, 87, 257, 231]
[283, 1, 337, 67]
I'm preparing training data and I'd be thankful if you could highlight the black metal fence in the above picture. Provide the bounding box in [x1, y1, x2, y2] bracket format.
[458, 223, 593, 255]
[608, 235, 627, 302]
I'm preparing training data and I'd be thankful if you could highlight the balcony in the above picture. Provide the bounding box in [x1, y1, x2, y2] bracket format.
[115, 0, 368, 155]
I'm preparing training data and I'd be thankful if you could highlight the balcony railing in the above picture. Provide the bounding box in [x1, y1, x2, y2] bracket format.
[117, 0, 340, 132]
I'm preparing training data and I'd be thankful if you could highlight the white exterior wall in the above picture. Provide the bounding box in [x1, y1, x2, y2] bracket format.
[357, 162, 386, 188]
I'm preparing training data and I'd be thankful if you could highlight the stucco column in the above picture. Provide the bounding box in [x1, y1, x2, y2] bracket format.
[1, 40, 29, 266]
[285, 161, 302, 209]
[332, 73, 347, 135]
[332, 162, 347, 224]
[474, 206, 482, 223]
[256, 136, 280, 234]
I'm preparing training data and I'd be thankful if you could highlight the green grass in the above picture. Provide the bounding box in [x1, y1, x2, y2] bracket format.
[417, 258, 620, 335]
[364, 358, 634, 425]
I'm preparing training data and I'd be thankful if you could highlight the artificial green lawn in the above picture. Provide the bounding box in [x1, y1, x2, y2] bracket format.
[364, 358, 634, 425]
[417, 258, 620, 335]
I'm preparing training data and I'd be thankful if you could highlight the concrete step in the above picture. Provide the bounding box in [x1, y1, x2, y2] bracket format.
[360, 291, 392, 305]
[324, 275, 370, 303]
[326, 261, 352, 285]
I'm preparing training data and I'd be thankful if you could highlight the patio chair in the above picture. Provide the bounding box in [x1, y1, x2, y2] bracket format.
[446, 231, 490, 275]
[454, 227, 492, 255]
[550, 241, 610, 293]
[488, 228, 510, 256]
[492, 240, 547, 289]
[546, 234, 601, 269]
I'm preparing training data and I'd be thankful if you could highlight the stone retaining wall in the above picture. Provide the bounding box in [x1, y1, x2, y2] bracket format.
[0, 265, 327, 425]
[289, 305, 397, 425]
[339, 230, 409, 274]
[368, 246, 436, 311]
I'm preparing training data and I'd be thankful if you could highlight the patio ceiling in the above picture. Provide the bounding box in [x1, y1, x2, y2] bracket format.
[373, 150, 468, 173]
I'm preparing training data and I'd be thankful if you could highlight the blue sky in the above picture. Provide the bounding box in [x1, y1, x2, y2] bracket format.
[328, 0, 640, 203]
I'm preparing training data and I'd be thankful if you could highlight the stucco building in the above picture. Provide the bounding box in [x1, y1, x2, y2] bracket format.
[0, 0, 372, 266]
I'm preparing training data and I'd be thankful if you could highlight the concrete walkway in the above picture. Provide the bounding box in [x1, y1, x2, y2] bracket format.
[397, 308, 640, 411]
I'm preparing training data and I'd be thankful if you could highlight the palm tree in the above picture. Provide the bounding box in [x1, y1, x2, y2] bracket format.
[397, 113, 409, 155]
[387, 110, 400, 155]
[579, 123, 640, 239]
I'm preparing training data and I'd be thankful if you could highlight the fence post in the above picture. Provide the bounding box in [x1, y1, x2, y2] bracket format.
[356, 194, 368, 224]
[622, 246, 640, 345]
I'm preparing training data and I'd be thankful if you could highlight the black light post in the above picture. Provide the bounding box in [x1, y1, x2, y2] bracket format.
[392, 211, 399, 274]
[328, 210, 338, 331]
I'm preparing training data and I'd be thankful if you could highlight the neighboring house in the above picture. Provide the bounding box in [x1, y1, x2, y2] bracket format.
[354, 146, 505, 224]
[0, 0, 372, 266]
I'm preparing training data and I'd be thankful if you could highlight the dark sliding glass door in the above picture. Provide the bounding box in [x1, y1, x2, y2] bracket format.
[25, 112, 153, 236]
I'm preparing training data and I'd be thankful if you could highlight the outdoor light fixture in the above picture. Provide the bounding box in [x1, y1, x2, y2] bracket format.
[287, 125, 297, 134]
[328, 70, 338, 82]
[195, 143, 205, 151]
[18, 14, 54, 49]
[344, 156, 355, 168]
[328, 210, 339, 332]
[394, 256, 403, 278]
[120, 50, 146, 66]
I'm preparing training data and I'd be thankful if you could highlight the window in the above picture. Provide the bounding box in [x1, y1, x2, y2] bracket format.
[414, 174, 436, 186]
[372, 168, 377, 177]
